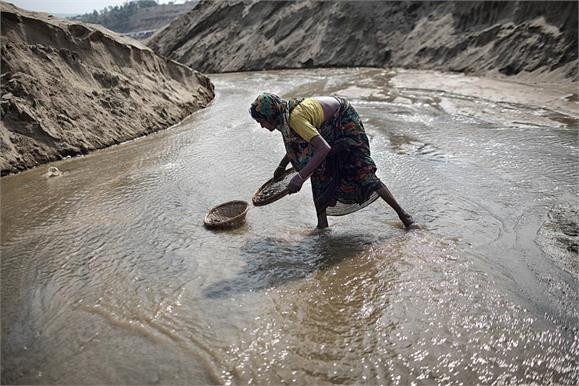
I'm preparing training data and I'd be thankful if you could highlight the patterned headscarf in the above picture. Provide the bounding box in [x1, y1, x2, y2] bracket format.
[250, 93, 301, 137]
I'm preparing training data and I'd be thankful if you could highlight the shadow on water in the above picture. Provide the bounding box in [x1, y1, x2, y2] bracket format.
[203, 232, 381, 298]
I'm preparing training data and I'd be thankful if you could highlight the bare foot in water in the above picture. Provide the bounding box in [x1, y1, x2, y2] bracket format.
[401, 213, 421, 230]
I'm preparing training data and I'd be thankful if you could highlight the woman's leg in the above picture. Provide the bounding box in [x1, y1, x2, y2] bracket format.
[315, 201, 329, 229]
[376, 183, 416, 228]
[317, 211, 329, 229]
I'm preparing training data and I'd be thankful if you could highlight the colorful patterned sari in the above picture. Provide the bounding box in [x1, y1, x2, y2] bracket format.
[283, 97, 381, 216]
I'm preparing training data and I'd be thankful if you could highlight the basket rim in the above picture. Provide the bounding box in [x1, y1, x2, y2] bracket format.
[252, 168, 296, 207]
[204, 200, 249, 227]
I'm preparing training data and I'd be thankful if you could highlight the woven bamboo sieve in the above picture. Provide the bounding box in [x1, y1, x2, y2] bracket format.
[252, 168, 297, 206]
[204, 200, 249, 229]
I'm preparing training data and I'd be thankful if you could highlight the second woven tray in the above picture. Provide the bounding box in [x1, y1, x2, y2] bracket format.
[252, 168, 298, 206]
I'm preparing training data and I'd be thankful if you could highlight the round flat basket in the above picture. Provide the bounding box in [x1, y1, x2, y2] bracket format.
[252, 168, 298, 207]
[204, 200, 249, 229]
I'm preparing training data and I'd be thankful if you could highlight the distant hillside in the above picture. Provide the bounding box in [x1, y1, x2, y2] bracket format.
[71, 0, 197, 36]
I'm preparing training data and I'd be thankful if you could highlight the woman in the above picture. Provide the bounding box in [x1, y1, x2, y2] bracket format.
[249, 92, 418, 230]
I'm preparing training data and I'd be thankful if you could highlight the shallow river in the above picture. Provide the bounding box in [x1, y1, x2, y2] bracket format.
[2, 68, 578, 384]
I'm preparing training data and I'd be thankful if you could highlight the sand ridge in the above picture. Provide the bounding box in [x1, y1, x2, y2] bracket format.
[0, 1, 215, 176]
[147, 0, 577, 85]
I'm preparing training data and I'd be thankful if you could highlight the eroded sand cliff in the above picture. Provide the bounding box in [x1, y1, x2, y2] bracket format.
[0, 1, 215, 176]
[148, 0, 577, 85]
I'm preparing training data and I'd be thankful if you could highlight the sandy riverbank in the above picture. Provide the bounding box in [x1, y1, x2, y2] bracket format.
[0, 1, 215, 176]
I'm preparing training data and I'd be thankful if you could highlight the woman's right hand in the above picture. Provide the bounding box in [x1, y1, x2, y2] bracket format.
[287, 173, 305, 194]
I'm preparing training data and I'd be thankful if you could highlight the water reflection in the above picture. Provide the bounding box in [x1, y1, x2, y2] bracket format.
[204, 233, 375, 298]
[221, 234, 405, 385]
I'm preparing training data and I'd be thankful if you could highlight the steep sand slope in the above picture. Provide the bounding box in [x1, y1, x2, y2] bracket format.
[0, 1, 214, 176]
[148, 0, 577, 84]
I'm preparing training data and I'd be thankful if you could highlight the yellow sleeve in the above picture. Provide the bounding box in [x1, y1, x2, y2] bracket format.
[289, 105, 320, 142]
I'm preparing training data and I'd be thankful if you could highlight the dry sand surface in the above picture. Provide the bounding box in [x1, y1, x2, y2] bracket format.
[0, 1, 214, 176]
[148, 0, 577, 84]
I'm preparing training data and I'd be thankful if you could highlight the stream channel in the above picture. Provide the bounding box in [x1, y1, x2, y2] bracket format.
[1, 68, 578, 384]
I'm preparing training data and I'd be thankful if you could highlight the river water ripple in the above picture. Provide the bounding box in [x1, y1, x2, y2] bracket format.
[1, 68, 578, 384]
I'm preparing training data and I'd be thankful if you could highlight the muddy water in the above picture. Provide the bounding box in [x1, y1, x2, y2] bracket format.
[1, 68, 577, 385]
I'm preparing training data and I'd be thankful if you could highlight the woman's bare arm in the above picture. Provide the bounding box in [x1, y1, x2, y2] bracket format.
[288, 135, 331, 193]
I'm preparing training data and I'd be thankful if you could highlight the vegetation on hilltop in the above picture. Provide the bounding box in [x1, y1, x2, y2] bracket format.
[71, 0, 185, 33]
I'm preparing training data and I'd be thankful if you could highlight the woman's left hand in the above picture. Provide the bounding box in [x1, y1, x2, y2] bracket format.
[287, 173, 305, 194]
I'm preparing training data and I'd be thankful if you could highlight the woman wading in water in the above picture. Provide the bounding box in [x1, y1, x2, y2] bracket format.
[250, 93, 418, 230]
